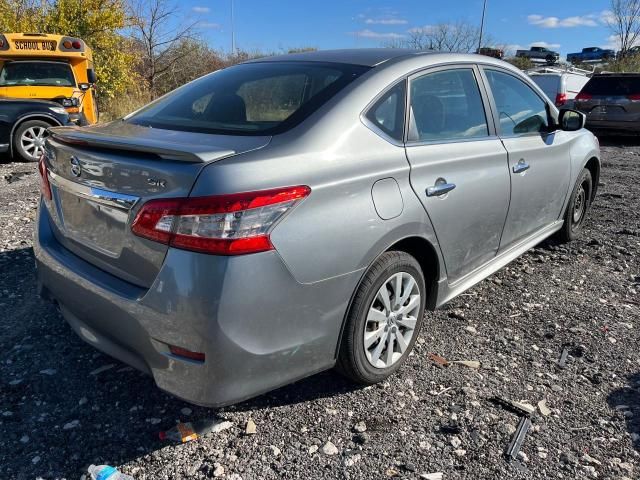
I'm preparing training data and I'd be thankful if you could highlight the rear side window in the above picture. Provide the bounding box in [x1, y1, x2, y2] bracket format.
[408, 69, 489, 142]
[485, 69, 549, 136]
[127, 62, 369, 135]
[581, 76, 640, 96]
[365, 81, 406, 141]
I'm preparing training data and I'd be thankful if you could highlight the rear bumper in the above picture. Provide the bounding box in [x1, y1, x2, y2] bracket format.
[586, 119, 640, 134]
[34, 201, 358, 406]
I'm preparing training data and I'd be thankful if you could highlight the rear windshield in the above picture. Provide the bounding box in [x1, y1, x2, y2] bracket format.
[127, 61, 370, 135]
[0, 61, 76, 87]
[582, 76, 640, 96]
[530, 75, 560, 100]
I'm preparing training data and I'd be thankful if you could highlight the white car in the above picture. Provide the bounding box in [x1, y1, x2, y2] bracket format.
[528, 70, 590, 108]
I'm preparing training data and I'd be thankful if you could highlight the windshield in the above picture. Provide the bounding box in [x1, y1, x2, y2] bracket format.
[127, 61, 370, 135]
[0, 61, 76, 87]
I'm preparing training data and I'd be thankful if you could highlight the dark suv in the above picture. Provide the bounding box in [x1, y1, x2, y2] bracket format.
[574, 73, 640, 134]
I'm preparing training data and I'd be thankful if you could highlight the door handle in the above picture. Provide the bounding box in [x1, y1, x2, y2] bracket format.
[426, 178, 456, 197]
[513, 159, 530, 174]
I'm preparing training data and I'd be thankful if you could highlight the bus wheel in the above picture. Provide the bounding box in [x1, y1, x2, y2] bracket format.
[13, 120, 52, 162]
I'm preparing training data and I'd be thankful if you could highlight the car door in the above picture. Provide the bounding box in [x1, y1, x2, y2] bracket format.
[404, 66, 511, 283]
[481, 67, 572, 251]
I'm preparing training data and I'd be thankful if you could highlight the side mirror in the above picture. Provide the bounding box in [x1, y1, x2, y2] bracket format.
[87, 68, 97, 84]
[78, 83, 91, 91]
[559, 109, 586, 131]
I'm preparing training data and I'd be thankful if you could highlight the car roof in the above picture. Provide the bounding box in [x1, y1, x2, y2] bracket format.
[245, 48, 436, 67]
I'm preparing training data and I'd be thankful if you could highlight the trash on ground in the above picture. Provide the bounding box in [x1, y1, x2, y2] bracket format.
[504, 416, 532, 464]
[419, 473, 443, 480]
[245, 418, 257, 435]
[159, 419, 233, 443]
[88, 464, 134, 480]
[451, 360, 481, 369]
[89, 364, 115, 375]
[428, 353, 449, 368]
[489, 396, 536, 417]
[558, 346, 569, 368]
[537, 399, 551, 416]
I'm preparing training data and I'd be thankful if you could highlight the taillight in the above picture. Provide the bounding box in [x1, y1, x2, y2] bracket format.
[628, 93, 640, 101]
[575, 92, 592, 101]
[37, 156, 52, 201]
[72, 40, 81, 49]
[555, 93, 567, 106]
[131, 186, 311, 255]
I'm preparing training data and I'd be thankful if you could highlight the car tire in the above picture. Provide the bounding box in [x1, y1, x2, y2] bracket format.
[336, 251, 426, 385]
[13, 120, 52, 162]
[556, 168, 593, 243]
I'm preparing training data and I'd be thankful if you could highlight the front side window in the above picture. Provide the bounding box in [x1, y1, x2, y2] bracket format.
[0, 61, 76, 87]
[365, 81, 406, 141]
[408, 69, 489, 142]
[127, 62, 369, 135]
[485, 69, 549, 136]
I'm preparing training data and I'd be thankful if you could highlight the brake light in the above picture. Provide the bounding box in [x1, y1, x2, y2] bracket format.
[131, 186, 311, 255]
[37, 156, 52, 201]
[72, 40, 81, 49]
[575, 92, 592, 101]
[555, 93, 567, 106]
[628, 93, 640, 101]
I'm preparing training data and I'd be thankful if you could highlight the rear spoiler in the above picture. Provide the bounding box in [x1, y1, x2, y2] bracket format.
[48, 126, 236, 163]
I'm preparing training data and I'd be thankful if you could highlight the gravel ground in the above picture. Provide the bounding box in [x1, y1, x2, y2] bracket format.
[0, 142, 639, 480]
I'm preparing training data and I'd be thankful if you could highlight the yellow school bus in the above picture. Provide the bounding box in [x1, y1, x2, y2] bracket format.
[0, 32, 98, 124]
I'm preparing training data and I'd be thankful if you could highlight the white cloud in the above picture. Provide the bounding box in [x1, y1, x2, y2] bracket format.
[599, 10, 616, 25]
[528, 14, 598, 28]
[199, 21, 220, 29]
[350, 29, 406, 39]
[192, 6, 210, 13]
[530, 41, 561, 50]
[364, 18, 408, 25]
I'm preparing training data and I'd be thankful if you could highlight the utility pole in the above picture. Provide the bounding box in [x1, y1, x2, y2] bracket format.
[231, 0, 236, 53]
[478, 0, 487, 51]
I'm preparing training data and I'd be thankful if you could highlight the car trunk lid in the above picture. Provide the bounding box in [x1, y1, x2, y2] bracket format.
[42, 122, 270, 288]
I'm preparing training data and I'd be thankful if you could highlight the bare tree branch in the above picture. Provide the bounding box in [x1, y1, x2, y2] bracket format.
[607, 0, 640, 53]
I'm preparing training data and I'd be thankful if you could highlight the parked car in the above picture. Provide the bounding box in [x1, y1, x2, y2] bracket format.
[516, 46, 560, 64]
[0, 98, 72, 161]
[34, 49, 600, 407]
[476, 47, 504, 59]
[567, 47, 615, 64]
[574, 73, 640, 134]
[528, 70, 590, 107]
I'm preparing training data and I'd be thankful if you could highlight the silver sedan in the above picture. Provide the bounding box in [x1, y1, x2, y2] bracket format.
[34, 49, 600, 406]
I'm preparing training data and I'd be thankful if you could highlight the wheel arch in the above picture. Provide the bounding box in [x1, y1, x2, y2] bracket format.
[334, 234, 442, 359]
[584, 156, 600, 201]
[9, 114, 62, 158]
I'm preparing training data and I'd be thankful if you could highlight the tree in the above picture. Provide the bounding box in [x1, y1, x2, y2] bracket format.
[386, 20, 491, 53]
[128, 0, 197, 98]
[606, 0, 640, 54]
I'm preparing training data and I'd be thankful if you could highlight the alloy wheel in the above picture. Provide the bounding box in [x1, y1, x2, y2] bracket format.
[20, 126, 48, 160]
[364, 272, 421, 369]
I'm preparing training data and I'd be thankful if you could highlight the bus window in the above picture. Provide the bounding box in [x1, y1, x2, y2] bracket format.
[0, 61, 76, 87]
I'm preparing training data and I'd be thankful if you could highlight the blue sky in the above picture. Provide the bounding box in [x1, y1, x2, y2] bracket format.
[186, 0, 616, 56]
